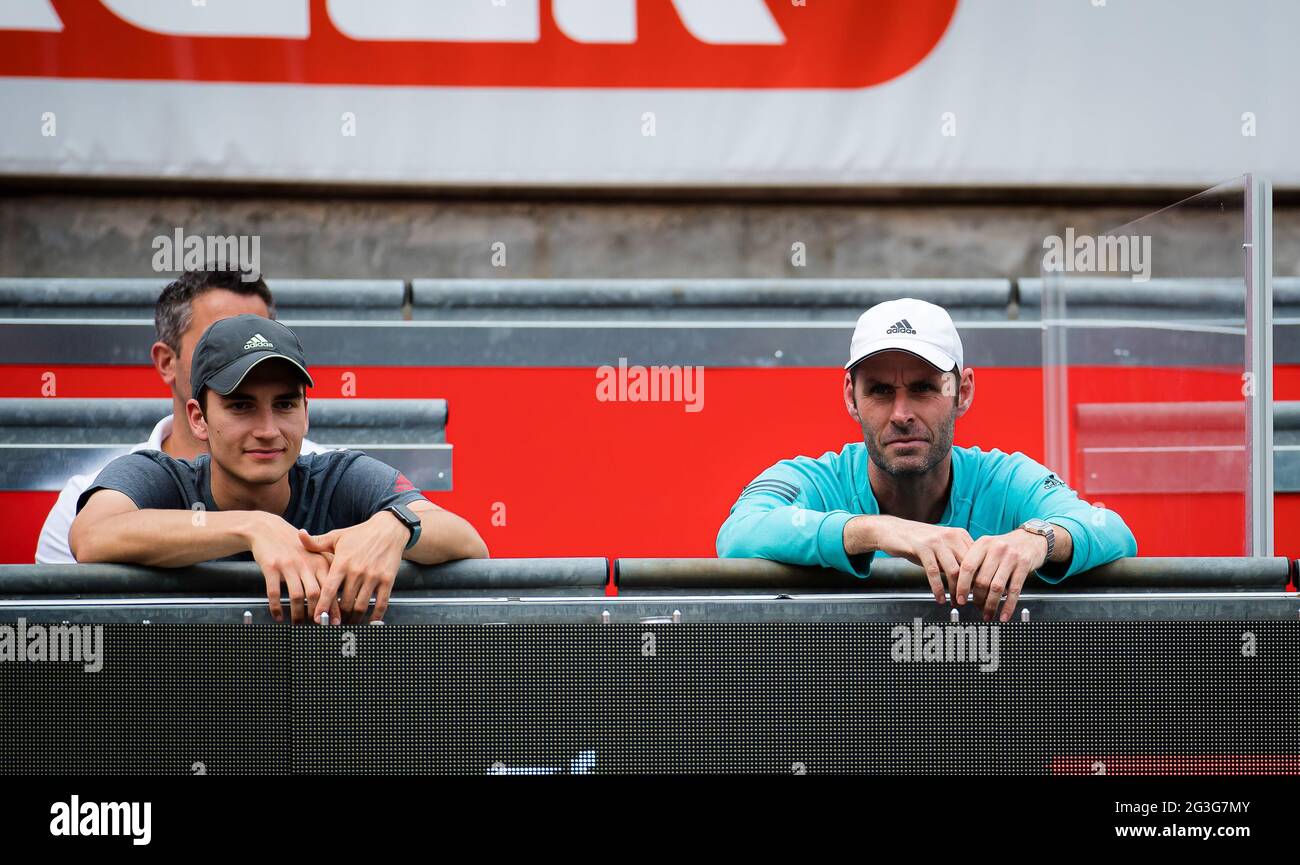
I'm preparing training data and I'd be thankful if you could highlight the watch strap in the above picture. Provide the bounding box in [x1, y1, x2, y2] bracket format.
[1020, 519, 1055, 563]
[385, 503, 421, 550]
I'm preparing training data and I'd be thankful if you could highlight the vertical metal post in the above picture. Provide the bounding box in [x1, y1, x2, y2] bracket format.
[1042, 268, 1071, 484]
[1245, 174, 1274, 556]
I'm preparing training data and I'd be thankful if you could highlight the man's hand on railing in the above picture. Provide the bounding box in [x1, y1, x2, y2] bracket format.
[246, 513, 341, 625]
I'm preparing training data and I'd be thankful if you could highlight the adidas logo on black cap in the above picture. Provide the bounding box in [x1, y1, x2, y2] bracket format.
[885, 319, 917, 335]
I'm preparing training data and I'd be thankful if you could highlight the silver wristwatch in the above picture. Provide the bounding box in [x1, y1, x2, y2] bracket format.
[1018, 518, 1055, 564]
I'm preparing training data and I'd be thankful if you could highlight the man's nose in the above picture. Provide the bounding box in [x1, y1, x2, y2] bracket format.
[251, 406, 279, 437]
[890, 390, 915, 424]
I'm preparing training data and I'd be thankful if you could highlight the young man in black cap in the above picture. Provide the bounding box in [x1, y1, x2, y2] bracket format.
[37, 268, 335, 564]
[69, 314, 489, 624]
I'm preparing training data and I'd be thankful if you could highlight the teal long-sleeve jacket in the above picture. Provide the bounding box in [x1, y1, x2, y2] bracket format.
[716, 443, 1138, 582]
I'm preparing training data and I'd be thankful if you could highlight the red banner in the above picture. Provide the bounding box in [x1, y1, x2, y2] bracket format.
[0, 0, 957, 89]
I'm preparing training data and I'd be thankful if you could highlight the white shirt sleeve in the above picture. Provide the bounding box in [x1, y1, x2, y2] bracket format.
[35, 471, 93, 564]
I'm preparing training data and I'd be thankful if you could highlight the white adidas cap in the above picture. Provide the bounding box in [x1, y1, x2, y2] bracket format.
[845, 298, 964, 373]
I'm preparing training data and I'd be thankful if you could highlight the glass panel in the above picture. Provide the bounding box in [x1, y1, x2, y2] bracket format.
[1042, 177, 1249, 556]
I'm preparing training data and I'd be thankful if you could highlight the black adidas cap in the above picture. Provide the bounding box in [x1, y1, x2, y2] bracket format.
[191, 314, 315, 401]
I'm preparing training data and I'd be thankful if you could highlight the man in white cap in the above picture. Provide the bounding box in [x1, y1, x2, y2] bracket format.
[716, 297, 1137, 621]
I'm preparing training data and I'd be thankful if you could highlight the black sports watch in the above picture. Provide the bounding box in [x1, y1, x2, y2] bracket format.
[384, 502, 422, 550]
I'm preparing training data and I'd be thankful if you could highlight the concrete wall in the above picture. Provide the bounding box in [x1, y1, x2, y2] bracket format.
[3, 192, 1298, 281]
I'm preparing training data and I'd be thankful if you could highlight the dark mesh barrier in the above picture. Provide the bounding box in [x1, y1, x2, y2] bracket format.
[1, 621, 1296, 775]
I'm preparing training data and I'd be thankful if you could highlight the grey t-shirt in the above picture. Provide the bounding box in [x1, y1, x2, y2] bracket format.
[75, 450, 426, 562]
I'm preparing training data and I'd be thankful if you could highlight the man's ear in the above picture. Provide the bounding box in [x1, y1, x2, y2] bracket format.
[185, 398, 209, 442]
[151, 341, 177, 389]
[954, 368, 975, 419]
[843, 371, 862, 423]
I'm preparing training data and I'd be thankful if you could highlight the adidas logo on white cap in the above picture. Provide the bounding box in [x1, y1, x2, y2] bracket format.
[243, 333, 274, 351]
[846, 298, 964, 373]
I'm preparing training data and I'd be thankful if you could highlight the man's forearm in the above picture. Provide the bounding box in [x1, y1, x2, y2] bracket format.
[72, 510, 264, 567]
[850, 514, 1074, 562]
[843, 514, 899, 556]
[1045, 523, 1073, 565]
[403, 508, 489, 564]
[1031, 522, 1075, 578]
[368, 507, 488, 565]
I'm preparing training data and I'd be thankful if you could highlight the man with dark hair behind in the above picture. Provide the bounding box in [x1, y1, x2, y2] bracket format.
[37, 269, 332, 563]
